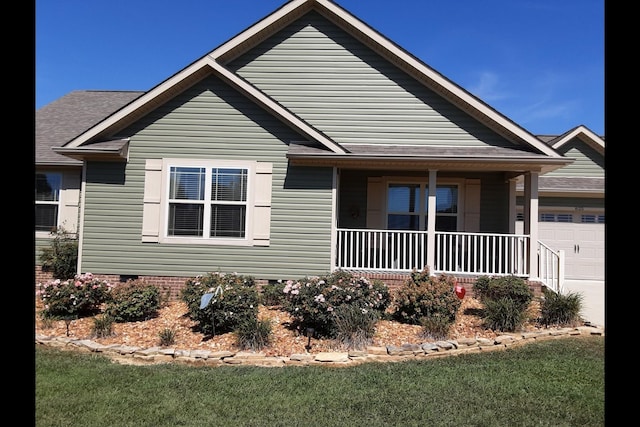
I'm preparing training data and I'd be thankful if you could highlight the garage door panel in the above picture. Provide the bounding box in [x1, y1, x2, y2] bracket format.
[538, 223, 604, 281]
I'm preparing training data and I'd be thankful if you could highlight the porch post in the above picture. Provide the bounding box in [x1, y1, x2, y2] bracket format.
[330, 167, 338, 272]
[508, 178, 517, 234]
[426, 169, 437, 275]
[524, 172, 540, 279]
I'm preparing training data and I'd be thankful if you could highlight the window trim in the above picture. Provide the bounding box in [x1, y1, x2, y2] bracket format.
[382, 176, 464, 231]
[159, 159, 256, 246]
[35, 172, 62, 237]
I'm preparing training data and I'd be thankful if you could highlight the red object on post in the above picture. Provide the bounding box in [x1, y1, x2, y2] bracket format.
[454, 284, 466, 299]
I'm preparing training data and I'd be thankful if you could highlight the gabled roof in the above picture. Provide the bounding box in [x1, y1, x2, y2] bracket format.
[59, 52, 346, 155]
[210, 0, 562, 158]
[548, 125, 605, 155]
[36, 90, 143, 165]
[58, 0, 565, 165]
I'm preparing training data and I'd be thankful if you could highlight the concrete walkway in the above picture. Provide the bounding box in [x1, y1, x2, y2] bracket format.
[562, 280, 605, 327]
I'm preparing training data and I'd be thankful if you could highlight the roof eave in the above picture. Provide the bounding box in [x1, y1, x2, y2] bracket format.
[287, 153, 571, 173]
[53, 141, 129, 162]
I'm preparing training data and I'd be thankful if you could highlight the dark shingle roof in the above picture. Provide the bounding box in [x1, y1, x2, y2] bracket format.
[36, 90, 144, 165]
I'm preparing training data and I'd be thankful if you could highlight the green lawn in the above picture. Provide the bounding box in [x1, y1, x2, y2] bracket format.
[36, 336, 604, 427]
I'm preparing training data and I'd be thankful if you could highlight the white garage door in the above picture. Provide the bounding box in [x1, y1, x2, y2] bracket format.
[517, 212, 604, 281]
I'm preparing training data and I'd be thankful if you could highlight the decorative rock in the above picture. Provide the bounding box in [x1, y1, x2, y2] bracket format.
[494, 335, 515, 344]
[456, 338, 477, 347]
[289, 353, 314, 362]
[189, 350, 212, 359]
[386, 345, 414, 356]
[209, 351, 235, 359]
[421, 343, 439, 353]
[365, 346, 388, 355]
[314, 352, 349, 362]
[36, 325, 605, 367]
[435, 341, 455, 350]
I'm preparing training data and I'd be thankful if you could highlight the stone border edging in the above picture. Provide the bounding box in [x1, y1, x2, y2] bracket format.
[36, 325, 604, 367]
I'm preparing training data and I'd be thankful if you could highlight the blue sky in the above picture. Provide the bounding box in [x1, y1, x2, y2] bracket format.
[35, 0, 604, 136]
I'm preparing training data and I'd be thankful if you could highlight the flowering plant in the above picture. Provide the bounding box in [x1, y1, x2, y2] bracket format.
[180, 272, 259, 336]
[37, 273, 113, 319]
[281, 270, 391, 337]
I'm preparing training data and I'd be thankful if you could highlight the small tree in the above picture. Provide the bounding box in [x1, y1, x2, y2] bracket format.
[39, 226, 78, 280]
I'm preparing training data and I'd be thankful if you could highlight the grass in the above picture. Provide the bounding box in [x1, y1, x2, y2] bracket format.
[36, 336, 604, 427]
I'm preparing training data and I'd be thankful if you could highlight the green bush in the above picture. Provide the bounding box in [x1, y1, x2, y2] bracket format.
[483, 298, 529, 332]
[391, 268, 461, 337]
[37, 273, 112, 319]
[281, 270, 391, 338]
[473, 275, 533, 310]
[260, 281, 287, 306]
[474, 275, 534, 332]
[104, 280, 161, 322]
[332, 304, 378, 350]
[234, 318, 273, 351]
[180, 272, 260, 336]
[39, 226, 78, 280]
[539, 288, 584, 327]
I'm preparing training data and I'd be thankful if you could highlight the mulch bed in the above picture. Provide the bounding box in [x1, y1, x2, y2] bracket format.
[35, 297, 547, 357]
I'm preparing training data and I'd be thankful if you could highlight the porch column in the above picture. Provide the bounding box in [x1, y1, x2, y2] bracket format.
[507, 178, 517, 234]
[426, 169, 437, 275]
[524, 172, 540, 279]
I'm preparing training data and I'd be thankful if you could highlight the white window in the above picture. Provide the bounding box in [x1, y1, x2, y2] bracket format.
[35, 172, 61, 232]
[167, 166, 248, 238]
[581, 214, 605, 224]
[386, 183, 459, 231]
[142, 159, 272, 246]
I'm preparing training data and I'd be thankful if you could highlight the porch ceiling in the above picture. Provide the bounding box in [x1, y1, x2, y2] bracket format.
[287, 142, 571, 173]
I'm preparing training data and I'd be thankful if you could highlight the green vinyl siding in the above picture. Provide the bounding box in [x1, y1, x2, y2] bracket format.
[79, 76, 334, 280]
[230, 11, 515, 149]
[546, 138, 604, 178]
[478, 173, 510, 233]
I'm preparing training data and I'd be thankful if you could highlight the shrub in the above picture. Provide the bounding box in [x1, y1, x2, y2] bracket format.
[419, 315, 453, 340]
[474, 275, 534, 332]
[234, 318, 273, 351]
[158, 328, 177, 347]
[539, 288, 584, 327]
[180, 272, 260, 336]
[474, 275, 533, 310]
[391, 268, 461, 337]
[37, 273, 112, 319]
[39, 226, 78, 280]
[281, 270, 391, 338]
[483, 298, 529, 332]
[91, 315, 114, 338]
[260, 281, 287, 306]
[104, 280, 161, 322]
[332, 304, 378, 350]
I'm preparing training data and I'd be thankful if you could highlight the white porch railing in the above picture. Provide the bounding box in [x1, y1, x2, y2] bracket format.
[336, 229, 564, 291]
[537, 241, 565, 294]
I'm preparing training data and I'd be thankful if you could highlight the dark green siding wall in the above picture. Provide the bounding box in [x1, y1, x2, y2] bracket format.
[231, 11, 514, 149]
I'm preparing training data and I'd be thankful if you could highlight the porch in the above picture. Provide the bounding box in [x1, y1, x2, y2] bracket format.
[335, 228, 564, 293]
